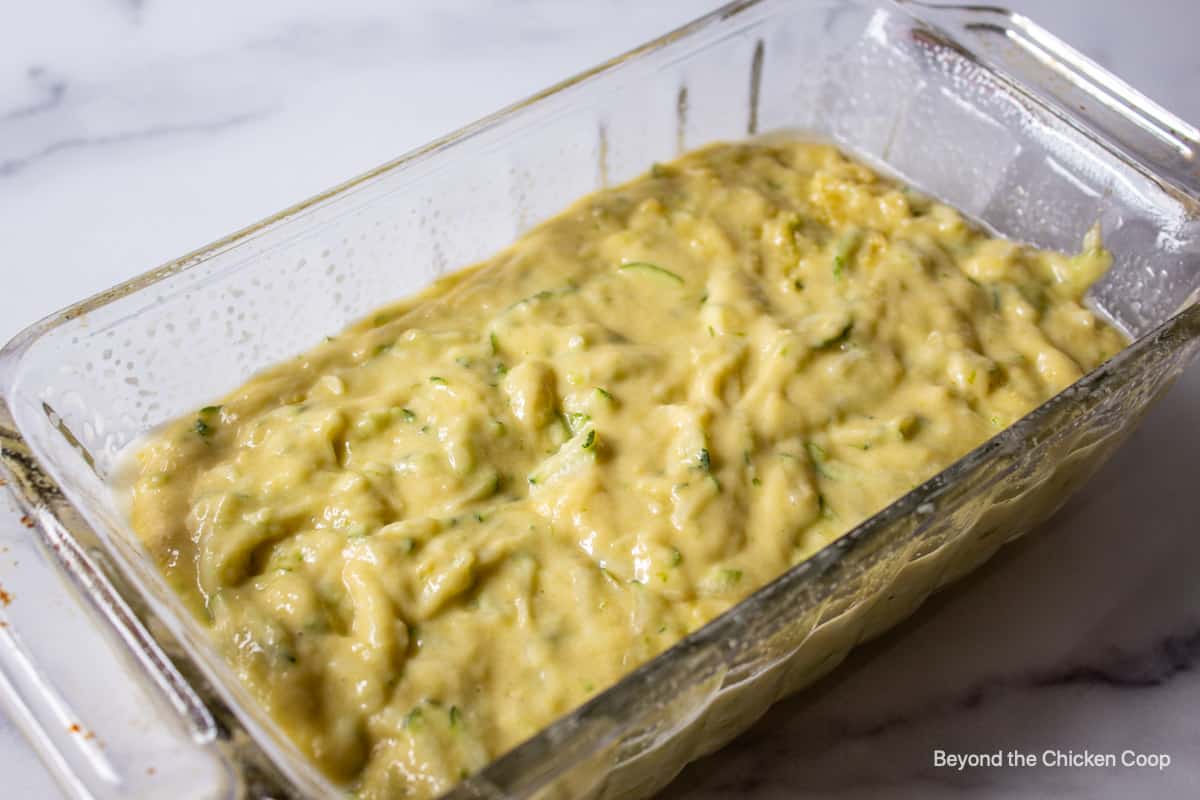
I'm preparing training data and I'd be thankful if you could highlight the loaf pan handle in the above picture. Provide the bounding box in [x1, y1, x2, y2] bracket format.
[901, 2, 1200, 202]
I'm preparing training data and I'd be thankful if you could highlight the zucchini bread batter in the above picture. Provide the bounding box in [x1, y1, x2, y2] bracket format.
[126, 141, 1126, 797]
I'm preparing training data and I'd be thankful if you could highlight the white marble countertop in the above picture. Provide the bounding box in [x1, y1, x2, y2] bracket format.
[1, 1, 1198, 797]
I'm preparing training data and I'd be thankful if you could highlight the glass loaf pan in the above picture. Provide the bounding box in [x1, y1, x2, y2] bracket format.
[1, 1, 1198, 798]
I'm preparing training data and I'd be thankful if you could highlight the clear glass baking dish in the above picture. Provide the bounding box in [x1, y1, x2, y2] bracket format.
[2, 1, 1199, 798]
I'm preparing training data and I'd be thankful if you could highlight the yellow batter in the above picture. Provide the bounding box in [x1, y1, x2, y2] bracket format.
[125, 141, 1126, 797]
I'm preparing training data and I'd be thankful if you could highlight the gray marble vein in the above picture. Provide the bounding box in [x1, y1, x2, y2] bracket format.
[0, 67, 66, 122]
[0, 109, 268, 177]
